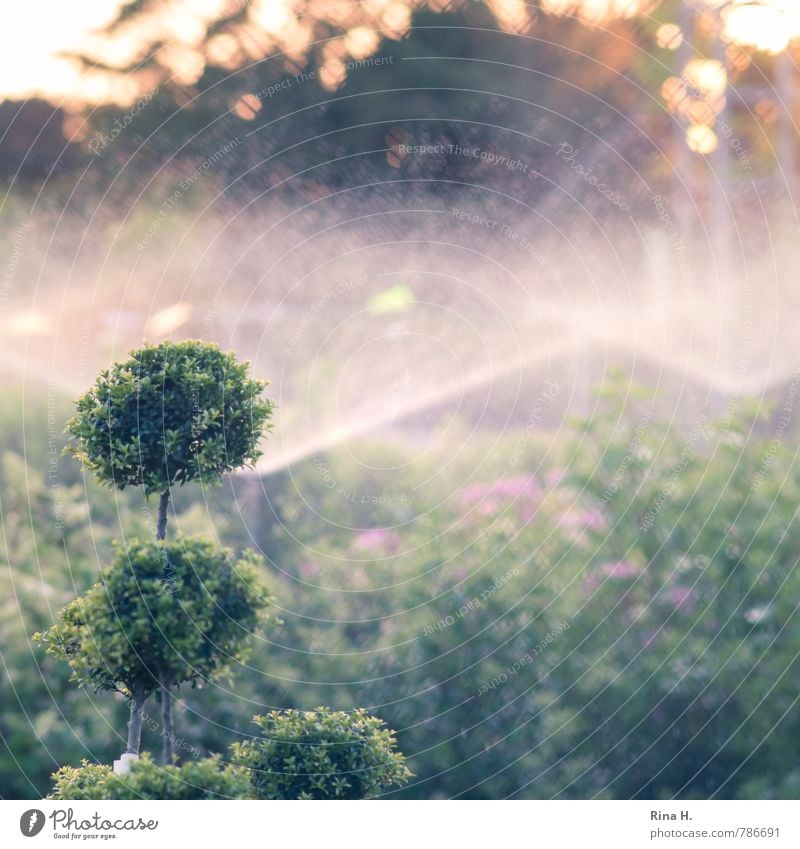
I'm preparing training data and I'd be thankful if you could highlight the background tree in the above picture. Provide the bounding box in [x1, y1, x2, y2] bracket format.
[36, 537, 273, 762]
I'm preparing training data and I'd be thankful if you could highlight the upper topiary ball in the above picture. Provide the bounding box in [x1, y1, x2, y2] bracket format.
[66, 340, 273, 494]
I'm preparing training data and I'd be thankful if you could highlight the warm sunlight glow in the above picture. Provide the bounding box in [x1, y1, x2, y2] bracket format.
[0, 0, 123, 102]
[145, 303, 192, 337]
[249, 0, 292, 35]
[1, 0, 798, 104]
[382, 3, 413, 39]
[344, 27, 381, 60]
[686, 123, 719, 155]
[6, 311, 52, 337]
[231, 93, 262, 120]
[656, 23, 684, 51]
[541, 0, 648, 20]
[155, 44, 206, 86]
[487, 0, 531, 33]
[683, 59, 728, 98]
[722, 1, 800, 54]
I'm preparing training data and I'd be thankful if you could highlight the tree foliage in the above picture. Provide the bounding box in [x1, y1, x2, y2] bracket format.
[48, 754, 249, 800]
[65, 340, 273, 495]
[232, 708, 411, 799]
[36, 537, 273, 700]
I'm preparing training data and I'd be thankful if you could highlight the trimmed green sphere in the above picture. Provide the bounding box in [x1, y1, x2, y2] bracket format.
[232, 708, 411, 799]
[37, 536, 273, 698]
[66, 340, 273, 494]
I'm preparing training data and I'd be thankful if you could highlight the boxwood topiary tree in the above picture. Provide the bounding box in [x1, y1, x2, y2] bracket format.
[231, 708, 411, 799]
[65, 339, 273, 540]
[36, 537, 273, 761]
[62, 339, 273, 759]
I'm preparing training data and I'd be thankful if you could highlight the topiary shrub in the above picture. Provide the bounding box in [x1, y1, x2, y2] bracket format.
[48, 754, 250, 800]
[36, 537, 273, 758]
[231, 708, 411, 799]
[60, 339, 273, 764]
[65, 339, 273, 497]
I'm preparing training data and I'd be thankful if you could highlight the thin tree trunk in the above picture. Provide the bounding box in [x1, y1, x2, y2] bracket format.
[126, 682, 147, 755]
[160, 673, 174, 764]
[156, 490, 170, 541]
[156, 489, 173, 763]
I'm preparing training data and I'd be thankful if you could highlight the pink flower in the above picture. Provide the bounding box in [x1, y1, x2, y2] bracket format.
[600, 560, 639, 579]
[581, 509, 606, 530]
[458, 476, 542, 520]
[352, 528, 400, 553]
[664, 585, 697, 612]
[557, 508, 606, 533]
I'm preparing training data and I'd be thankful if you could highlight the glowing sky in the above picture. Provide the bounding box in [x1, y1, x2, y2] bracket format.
[0, 1, 124, 102]
[0, 1, 798, 104]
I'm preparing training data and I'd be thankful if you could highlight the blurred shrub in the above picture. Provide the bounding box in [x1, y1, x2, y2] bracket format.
[238, 380, 800, 799]
[48, 755, 249, 800]
[231, 708, 411, 799]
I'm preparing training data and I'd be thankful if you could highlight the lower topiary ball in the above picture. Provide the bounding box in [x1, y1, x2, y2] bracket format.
[231, 708, 412, 799]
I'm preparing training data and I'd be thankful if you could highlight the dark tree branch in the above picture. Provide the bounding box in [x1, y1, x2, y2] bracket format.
[156, 490, 170, 541]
